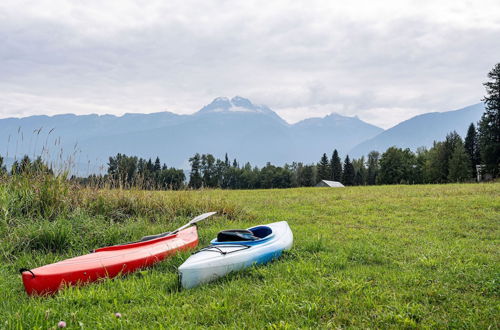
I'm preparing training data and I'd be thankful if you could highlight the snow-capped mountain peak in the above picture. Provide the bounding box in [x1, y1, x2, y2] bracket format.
[197, 96, 273, 115]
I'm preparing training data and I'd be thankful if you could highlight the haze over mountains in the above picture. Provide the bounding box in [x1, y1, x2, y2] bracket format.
[349, 103, 485, 157]
[0, 97, 484, 174]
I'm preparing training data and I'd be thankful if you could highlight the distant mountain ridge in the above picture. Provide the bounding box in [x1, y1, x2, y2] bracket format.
[349, 103, 485, 157]
[0, 97, 484, 174]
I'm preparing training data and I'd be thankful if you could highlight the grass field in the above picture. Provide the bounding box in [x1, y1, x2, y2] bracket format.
[1, 183, 499, 328]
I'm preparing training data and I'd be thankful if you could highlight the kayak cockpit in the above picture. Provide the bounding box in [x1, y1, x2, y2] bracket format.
[249, 226, 273, 238]
[211, 225, 274, 245]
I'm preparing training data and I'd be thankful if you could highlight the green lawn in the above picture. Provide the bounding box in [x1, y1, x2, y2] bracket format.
[1, 184, 499, 328]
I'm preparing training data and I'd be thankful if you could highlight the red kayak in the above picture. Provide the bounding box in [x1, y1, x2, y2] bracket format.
[21, 226, 198, 295]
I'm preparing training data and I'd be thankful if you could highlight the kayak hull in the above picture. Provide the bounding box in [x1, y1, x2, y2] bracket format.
[178, 221, 292, 289]
[21, 226, 198, 296]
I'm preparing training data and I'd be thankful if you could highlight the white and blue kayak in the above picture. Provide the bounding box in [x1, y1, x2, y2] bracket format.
[178, 221, 293, 289]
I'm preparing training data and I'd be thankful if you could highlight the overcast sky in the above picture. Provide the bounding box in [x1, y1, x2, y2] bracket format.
[1, 0, 499, 128]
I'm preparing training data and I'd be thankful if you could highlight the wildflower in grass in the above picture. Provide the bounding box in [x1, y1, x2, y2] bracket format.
[57, 321, 66, 328]
[115, 312, 122, 318]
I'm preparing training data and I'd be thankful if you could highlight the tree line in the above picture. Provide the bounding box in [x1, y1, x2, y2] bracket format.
[184, 127, 481, 188]
[74, 154, 185, 190]
[188, 153, 311, 189]
[0, 155, 52, 176]
[105, 154, 185, 189]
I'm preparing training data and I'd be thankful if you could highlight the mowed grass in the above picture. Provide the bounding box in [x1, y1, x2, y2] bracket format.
[1, 183, 499, 328]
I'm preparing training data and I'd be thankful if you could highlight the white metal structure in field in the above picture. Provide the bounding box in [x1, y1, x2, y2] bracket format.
[315, 180, 345, 188]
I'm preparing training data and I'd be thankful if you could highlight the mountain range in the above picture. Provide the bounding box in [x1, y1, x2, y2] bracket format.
[0, 97, 484, 174]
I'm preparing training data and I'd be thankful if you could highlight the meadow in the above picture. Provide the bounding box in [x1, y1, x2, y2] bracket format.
[0, 176, 498, 328]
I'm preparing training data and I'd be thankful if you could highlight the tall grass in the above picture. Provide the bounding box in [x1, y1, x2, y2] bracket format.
[0, 170, 249, 261]
[0, 172, 77, 221]
[1, 171, 246, 221]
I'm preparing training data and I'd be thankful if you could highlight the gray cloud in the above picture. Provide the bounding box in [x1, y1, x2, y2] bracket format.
[0, 0, 499, 128]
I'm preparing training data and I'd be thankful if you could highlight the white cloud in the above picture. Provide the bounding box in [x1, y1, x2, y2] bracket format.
[0, 0, 499, 127]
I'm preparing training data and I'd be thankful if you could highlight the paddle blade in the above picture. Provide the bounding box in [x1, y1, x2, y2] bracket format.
[171, 211, 217, 234]
[190, 211, 217, 225]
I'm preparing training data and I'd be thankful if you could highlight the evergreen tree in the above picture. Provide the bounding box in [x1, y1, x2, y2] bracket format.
[31, 156, 49, 174]
[441, 131, 462, 180]
[11, 160, 19, 175]
[139, 158, 152, 186]
[101, 154, 186, 190]
[107, 153, 138, 187]
[188, 153, 203, 189]
[220, 154, 232, 188]
[153, 157, 161, 173]
[214, 159, 226, 188]
[0, 155, 6, 174]
[240, 162, 256, 189]
[366, 151, 380, 185]
[317, 153, 330, 182]
[341, 155, 355, 185]
[202, 154, 216, 187]
[448, 139, 471, 182]
[200, 154, 207, 186]
[330, 149, 342, 181]
[20, 155, 31, 173]
[107, 154, 118, 173]
[227, 166, 241, 189]
[137, 158, 145, 176]
[478, 63, 500, 177]
[464, 123, 480, 179]
[123, 156, 138, 187]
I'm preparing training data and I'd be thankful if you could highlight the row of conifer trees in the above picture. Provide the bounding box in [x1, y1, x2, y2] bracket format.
[185, 124, 485, 188]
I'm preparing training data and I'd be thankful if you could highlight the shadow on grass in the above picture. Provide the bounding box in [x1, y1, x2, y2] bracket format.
[174, 251, 298, 292]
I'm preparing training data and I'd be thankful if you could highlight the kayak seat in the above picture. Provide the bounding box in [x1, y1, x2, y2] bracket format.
[217, 229, 259, 242]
